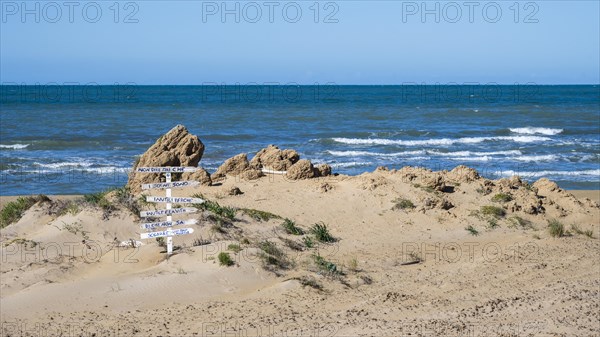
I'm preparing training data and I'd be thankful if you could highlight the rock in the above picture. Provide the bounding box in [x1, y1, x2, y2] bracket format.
[421, 172, 446, 192]
[127, 125, 205, 194]
[448, 165, 480, 183]
[250, 145, 299, 171]
[533, 178, 561, 193]
[242, 169, 263, 180]
[211, 153, 251, 181]
[316, 164, 332, 177]
[286, 159, 318, 180]
[182, 167, 212, 186]
[228, 187, 243, 196]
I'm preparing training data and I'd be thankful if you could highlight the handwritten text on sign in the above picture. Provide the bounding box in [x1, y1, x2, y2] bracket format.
[141, 181, 200, 190]
[146, 196, 204, 204]
[140, 219, 198, 230]
[140, 208, 197, 217]
[140, 228, 195, 239]
[135, 167, 198, 173]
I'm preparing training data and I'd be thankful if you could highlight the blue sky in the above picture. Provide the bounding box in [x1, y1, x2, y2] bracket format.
[1, 1, 599, 84]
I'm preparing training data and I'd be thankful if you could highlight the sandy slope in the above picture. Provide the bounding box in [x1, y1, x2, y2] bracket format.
[1, 169, 599, 337]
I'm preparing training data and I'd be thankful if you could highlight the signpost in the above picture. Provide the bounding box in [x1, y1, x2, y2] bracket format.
[136, 166, 203, 255]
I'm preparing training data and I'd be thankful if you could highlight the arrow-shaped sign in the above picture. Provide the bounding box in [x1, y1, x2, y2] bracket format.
[140, 219, 198, 230]
[140, 207, 197, 217]
[136, 167, 198, 173]
[141, 181, 200, 190]
[146, 196, 205, 204]
[140, 228, 195, 239]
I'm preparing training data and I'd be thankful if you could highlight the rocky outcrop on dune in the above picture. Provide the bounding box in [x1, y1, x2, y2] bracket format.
[211, 153, 263, 181]
[250, 145, 299, 171]
[127, 125, 210, 193]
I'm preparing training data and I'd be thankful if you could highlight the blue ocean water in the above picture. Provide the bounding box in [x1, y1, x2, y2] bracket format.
[0, 85, 599, 195]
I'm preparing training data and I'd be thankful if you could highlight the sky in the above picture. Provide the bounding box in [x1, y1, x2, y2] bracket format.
[1, 1, 599, 84]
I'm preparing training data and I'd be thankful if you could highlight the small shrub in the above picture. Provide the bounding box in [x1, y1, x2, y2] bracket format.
[218, 252, 234, 266]
[310, 222, 335, 243]
[258, 240, 289, 269]
[156, 237, 166, 247]
[241, 208, 281, 222]
[548, 219, 565, 238]
[280, 237, 304, 251]
[192, 237, 211, 246]
[466, 225, 479, 236]
[491, 193, 513, 203]
[571, 225, 595, 238]
[227, 243, 242, 253]
[241, 238, 250, 245]
[281, 218, 303, 235]
[408, 251, 422, 262]
[392, 198, 415, 210]
[481, 205, 506, 218]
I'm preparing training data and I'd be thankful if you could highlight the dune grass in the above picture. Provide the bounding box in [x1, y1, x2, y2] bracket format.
[281, 218, 304, 235]
[218, 252, 234, 266]
[310, 222, 335, 243]
[1, 195, 49, 228]
[548, 219, 565, 238]
[491, 193, 513, 203]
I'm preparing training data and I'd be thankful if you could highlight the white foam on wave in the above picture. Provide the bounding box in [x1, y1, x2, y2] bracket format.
[34, 161, 95, 169]
[428, 150, 522, 157]
[2, 166, 130, 174]
[327, 150, 426, 157]
[331, 136, 550, 146]
[509, 127, 563, 135]
[494, 169, 600, 178]
[511, 155, 558, 162]
[0, 144, 30, 149]
[329, 161, 373, 168]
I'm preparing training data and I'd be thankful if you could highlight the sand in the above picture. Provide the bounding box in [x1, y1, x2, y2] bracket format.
[1, 171, 599, 336]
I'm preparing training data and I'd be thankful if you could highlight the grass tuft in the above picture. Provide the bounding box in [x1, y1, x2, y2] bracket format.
[491, 193, 513, 203]
[548, 219, 565, 238]
[241, 208, 281, 222]
[465, 225, 479, 236]
[281, 218, 304, 235]
[310, 222, 335, 243]
[480, 205, 506, 218]
[227, 243, 242, 253]
[508, 216, 533, 230]
[192, 194, 236, 220]
[392, 198, 415, 210]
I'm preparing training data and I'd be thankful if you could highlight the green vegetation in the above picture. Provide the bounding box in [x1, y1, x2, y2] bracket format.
[508, 216, 534, 230]
[571, 224, 594, 238]
[1, 195, 49, 228]
[312, 253, 341, 276]
[480, 205, 506, 218]
[491, 193, 513, 203]
[156, 237, 166, 247]
[241, 208, 281, 222]
[465, 225, 479, 236]
[258, 240, 290, 269]
[296, 276, 322, 290]
[279, 236, 304, 251]
[548, 219, 565, 238]
[392, 198, 415, 210]
[281, 218, 303, 235]
[218, 252, 234, 266]
[310, 222, 335, 243]
[227, 243, 242, 253]
[192, 194, 236, 220]
[4, 238, 38, 248]
[487, 218, 499, 229]
[302, 236, 315, 248]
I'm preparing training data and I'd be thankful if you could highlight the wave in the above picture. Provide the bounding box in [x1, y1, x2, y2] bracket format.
[329, 161, 373, 168]
[427, 150, 522, 157]
[509, 127, 563, 135]
[33, 161, 95, 169]
[327, 150, 426, 157]
[2, 166, 130, 174]
[330, 136, 551, 146]
[495, 169, 600, 179]
[0, 144, 30, 149]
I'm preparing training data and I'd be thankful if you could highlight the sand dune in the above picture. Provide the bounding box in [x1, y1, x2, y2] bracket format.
[1, 167, 599, 336]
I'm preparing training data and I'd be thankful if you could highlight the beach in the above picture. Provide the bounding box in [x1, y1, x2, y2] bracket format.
[1, 126, 599, 336]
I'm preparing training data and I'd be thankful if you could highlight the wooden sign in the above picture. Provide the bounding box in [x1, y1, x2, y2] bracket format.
[146, 196, 205, 204]
[140, 219, 198, 230]
[141, 181, 200, 190]
[140, 228, 195, 239]
[140, 207, 197, 217]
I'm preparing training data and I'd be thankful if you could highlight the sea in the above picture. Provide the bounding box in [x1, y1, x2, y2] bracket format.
[1, 84, 599, 195]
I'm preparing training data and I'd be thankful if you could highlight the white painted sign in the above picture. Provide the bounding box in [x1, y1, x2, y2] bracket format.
[140, 228, 195, 239]
[136, 167, 198, 173]
[140, 207, 197, 217]
[141, 181, 200, 190]
[140, 219, 198, 230]
[146, 196, 205, 204]
[262, 168, 287, 175]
